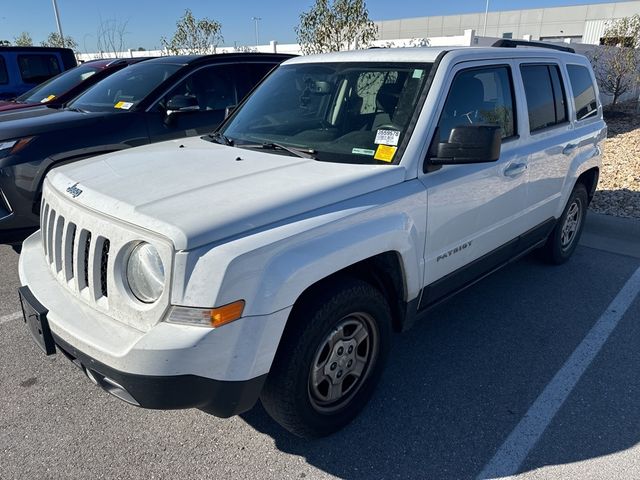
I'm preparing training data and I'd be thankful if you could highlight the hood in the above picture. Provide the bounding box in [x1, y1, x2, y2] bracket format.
[48, 136, 406, 250]
[0, 108, 107, 138]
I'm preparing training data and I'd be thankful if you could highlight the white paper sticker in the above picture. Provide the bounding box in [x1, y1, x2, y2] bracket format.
[412, 69, 424, 79]
[375, 129, 400, 146]
[352, 148, 375, 156]
[114, 101, 134, 110]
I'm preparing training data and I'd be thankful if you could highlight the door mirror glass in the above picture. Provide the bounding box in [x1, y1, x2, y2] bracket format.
[429, 125, 501, 165]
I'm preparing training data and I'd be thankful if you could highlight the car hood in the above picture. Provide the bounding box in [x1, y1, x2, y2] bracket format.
[0, 101, 38, 112]
[48, 136, 406, 250]
[0, 108, 107, 137]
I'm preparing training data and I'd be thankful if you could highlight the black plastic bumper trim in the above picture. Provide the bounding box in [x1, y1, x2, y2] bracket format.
[53, 334, 266, 418]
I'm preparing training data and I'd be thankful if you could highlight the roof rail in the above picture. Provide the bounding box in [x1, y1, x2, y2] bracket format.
[492, 39, 575, 54]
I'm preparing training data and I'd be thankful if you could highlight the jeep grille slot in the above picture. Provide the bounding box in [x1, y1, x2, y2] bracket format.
[83, 231, 91, 290]
[64, 223, 76, 282]
[100, 239, 110, 298]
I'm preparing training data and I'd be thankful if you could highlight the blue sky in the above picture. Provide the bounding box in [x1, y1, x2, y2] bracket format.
[0, 0, 622, 51]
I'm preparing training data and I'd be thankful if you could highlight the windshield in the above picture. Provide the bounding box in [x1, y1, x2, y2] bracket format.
[17, 64, 99, 104]
[221, 62, 432, 165]
[68, 63, 181, 112]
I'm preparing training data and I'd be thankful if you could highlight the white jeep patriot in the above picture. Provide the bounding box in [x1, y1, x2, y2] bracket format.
[18, 42, 606, 438]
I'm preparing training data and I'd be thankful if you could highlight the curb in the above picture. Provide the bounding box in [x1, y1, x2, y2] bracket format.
[581, 211, 640, 259]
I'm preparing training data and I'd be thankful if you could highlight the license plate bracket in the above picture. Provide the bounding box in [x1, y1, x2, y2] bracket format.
[18, 286, 55, 356]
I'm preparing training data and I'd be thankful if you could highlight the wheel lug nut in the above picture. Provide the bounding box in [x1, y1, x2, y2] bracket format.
[330, 362, 337, 371]
[337, 370, 343, 378]
[337, 347, 344, 355]
[347, 360, 353, 368]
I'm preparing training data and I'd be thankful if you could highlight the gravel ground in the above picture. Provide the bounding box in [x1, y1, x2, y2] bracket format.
[590, 100, 640, 219]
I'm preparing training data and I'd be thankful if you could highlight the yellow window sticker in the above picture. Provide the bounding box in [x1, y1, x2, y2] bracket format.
[374, 145, 397, 162]
[40, 95, 56, 103]
[114, 101, 134, 110]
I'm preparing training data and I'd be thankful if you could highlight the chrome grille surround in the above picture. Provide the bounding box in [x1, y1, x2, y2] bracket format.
[39, 179, 174, 332]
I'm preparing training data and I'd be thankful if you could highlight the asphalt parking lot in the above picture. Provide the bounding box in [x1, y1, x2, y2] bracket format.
[1, 213, 640, 480]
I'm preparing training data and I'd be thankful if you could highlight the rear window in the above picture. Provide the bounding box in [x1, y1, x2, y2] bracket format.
[0, 57, 7, 84]
[521, 64, 568, 132]
[567, 64, 598, 121]
[18, 54, 62, 84]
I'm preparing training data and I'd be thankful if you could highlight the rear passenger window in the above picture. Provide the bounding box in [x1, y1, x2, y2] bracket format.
[436, 65, 516, 143]
[17, 54, 61, 84]
[0, 57, 7, 84]
[521, 64, 568, 132]
[567, 65, 598, 121]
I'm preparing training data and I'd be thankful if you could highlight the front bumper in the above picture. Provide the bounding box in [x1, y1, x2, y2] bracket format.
[18, 230, 292, 416]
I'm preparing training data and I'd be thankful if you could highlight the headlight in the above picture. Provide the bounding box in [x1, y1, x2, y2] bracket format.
[0, 137, 36, 159]
[126, 242, 165, 303]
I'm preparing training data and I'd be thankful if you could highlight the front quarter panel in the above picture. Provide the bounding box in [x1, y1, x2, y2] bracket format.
[171, 180, 427, 316]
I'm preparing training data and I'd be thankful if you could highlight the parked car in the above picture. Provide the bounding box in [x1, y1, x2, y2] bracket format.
[0, 47, 77, 100]
[0, 53, 292, 245]
[0, 58, 152, 114]
[18, 42, 605, 438]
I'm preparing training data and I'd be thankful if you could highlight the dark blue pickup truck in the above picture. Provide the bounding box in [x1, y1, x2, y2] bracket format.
[0, 47, 77, 100]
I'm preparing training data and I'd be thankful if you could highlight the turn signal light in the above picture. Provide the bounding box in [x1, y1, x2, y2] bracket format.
[210, 300, 245, 328]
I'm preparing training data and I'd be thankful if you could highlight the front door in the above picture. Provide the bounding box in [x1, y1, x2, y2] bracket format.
[420, 61, 528, 307]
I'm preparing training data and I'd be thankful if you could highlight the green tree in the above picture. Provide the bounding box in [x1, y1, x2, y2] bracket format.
[41, 32, 79, 50]
[14, 32, 33, 46]
[589, 14, 640, 105]
[0, 40, 11, 47]
[295, 0, 378, 55]
[161, 9, 223, 55]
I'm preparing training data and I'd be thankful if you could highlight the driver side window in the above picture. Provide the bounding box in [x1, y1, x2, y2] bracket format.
[436, 66, 516, 143]
[159, 66, 236, 113]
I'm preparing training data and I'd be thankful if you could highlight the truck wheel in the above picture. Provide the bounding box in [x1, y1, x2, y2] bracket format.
[260, 277, 392, 438]
[541, 183, 588, 265]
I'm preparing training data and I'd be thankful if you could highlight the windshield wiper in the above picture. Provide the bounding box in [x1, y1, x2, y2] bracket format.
[238, 142, 316, 159]
[206, 131, 234, 146]
[66, 106, 86, 113]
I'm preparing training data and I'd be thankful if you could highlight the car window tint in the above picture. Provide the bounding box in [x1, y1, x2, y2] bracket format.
[162, 66, 236, 114]
[0, 57, 7, 85]
[549, 65, 567, 124]
[235, 63, 278, 100]
[567, 64, 598, 121]
[17, 54, 61, 84]
[436, 65, 515, 143]
[521, 64, 567, 132]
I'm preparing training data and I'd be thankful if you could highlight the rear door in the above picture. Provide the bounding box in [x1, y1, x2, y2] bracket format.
[516, 61, 574, 227]
[420, 61, 528, 306]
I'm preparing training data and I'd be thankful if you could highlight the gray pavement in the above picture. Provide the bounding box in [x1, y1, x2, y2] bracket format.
[1, 214, 640, 479]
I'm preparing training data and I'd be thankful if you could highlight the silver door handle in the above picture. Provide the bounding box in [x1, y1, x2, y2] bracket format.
[504, 162, 527, 178]
[562, 143, 577, 155]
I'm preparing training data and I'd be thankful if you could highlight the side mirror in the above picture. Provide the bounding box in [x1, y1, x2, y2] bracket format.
[224, 104, 237, 119]
[166, 95, 199, 115]
[429, 125, 501, 166]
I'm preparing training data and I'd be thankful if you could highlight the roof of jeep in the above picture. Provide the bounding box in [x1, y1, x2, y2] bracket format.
[282, 46, 584, 65]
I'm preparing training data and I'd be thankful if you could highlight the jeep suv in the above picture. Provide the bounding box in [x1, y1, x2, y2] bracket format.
[17, 43, 605, 438]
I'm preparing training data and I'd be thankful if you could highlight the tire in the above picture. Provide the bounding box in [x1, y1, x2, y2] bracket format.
[540, 182, 588, 265]
[260, 276, 392, 438]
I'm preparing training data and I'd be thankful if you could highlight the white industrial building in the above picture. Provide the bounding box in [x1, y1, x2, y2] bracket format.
[375, 1, 640, 45]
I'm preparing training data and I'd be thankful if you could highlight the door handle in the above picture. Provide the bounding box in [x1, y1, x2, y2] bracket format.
[503, 162, 527, 178]
[562, 143, 578, 155]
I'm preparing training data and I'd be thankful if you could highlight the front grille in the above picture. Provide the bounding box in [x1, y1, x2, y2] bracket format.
[41, 201, 110, 303]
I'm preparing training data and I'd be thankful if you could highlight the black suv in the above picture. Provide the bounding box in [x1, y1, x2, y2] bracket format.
[0, 53, 292, 245]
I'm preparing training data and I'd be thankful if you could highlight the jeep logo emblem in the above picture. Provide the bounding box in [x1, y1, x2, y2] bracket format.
[65, 182, 83, 198]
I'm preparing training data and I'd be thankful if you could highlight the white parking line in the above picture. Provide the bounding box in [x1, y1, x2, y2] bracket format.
[478, 265, 640, 480]
[0, 311, 22, 325]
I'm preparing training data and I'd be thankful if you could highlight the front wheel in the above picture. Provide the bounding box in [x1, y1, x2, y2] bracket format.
[541, 182, 588, 264]
[260, 277, 391, 438]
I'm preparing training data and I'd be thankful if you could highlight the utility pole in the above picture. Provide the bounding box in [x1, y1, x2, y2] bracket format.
[483, 0, 489, 37]
[52, 0, 65, 46]
[252, 16, 261, 48]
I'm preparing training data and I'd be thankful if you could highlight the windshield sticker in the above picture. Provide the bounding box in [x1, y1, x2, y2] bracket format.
[352, 148, 375, 156]
[40, 95, 56, 103]
[412, 69, 424, 79]
[375, 129, 400, 146]
[374, 145, 397, 163]
[114, 101, 133, 110]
